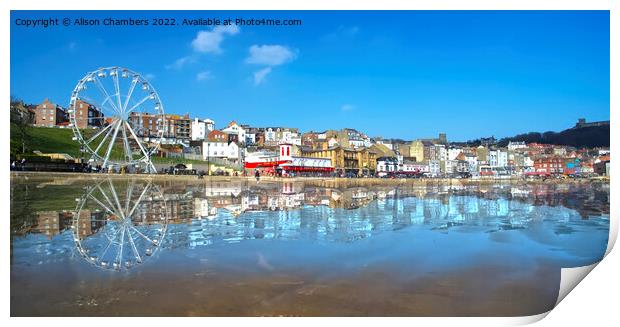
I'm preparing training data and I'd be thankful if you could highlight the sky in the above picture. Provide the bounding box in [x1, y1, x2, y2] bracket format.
[10, 11, 610, 141]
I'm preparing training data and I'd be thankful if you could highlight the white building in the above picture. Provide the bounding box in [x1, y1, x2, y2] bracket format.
[488, 149, 508, 167]
[428, 160, 440, 177]
[191, 118, 215, 141]
[265, 128, 277, 144]
[221, 121, 246, 144]
[523, 156, 534, 168]
[281, 129, 301, 145]
[448, 148, 463, 161]
[444, 160, 456, 175]
[401, 161, 429, 173]
[465, 154, 478, 175]
[202, 140, 241, 163]
[376, 157, 399, 176]
[437, 145, 447, 161]
[507, 141, 527, 151]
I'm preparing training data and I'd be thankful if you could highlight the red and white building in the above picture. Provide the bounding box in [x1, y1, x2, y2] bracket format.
[245, 144, 333, 175]
[532, 156, 564, 175]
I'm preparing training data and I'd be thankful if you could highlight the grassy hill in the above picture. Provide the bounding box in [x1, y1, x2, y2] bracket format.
[9, 124, 232, 167]
[11, 123, 84, 158]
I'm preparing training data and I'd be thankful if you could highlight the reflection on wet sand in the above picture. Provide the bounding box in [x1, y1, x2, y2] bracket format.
[10, 177, 610, 316]
[72, 180, 168, 271]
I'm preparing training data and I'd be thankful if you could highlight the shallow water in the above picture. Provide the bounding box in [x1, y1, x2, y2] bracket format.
[10, 176, 610, 316]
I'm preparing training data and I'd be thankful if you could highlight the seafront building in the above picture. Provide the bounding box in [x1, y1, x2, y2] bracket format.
[13, 98, 612, 178]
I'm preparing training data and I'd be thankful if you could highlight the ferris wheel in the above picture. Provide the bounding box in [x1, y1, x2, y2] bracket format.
[72, 179, 168, 271]
[69, 67, 164, 172]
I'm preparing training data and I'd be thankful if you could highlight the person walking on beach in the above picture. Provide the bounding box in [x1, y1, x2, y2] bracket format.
[254, 169, 260, 183]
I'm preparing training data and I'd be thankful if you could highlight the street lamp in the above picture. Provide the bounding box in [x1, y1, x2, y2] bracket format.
[207, 141, 210, 176]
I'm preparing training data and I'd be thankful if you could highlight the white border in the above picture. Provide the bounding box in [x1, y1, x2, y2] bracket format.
[3, 1, 617, 326]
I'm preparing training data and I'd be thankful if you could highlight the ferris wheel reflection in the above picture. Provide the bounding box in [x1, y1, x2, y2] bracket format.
[72, 178, 168, 271]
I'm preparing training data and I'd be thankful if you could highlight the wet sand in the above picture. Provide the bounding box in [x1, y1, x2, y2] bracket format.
[11, 173, 606, 317]
[11, 261, 559, 317]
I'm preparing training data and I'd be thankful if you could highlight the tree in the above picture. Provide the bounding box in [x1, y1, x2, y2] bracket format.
[10, 95, 30, 156]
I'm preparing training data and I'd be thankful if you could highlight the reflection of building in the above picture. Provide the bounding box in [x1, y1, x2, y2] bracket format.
[73, 209, 107, 240]
[194, 198, 217, 218]
[34, 211, 62, 238]
[165, 194, 195, 223]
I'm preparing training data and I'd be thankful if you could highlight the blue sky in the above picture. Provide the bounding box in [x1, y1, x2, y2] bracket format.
[11, 11, 609, 141]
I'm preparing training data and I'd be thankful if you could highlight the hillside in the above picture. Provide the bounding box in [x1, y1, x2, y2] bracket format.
[9, 124, 213, 166]
[10, 123, 84, 158]
[497, 124, 610, 148]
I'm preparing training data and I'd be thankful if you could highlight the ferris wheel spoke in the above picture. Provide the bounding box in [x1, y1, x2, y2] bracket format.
[107, 179, 127, 219]
[125, 121, 152, 161]
[120, 122, 133, 162]
[122, 76, 139, 112]
[115, 226, 126, 265]
[129, 224, 157, 245]
[112, 69, 124, 115]
[80, 95, 117, 116]
[85, 122, 114, 145]
[125, 180, 135, 216]
[102, 119, 123, 168]
[125, 94, 152, 115]
[94, 76, 121, 115]
[126, 227, 143, 262]
[88, 193, 120, 218]
[96, 237, 116, 264]
[92, 120, 119, 157]
[97, 186, 124, 218]
[127, 183, 152, 219]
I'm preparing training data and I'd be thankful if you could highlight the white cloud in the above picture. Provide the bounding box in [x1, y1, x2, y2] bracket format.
[191, 24, 240, 54]
[68, 42, 77, 50]
[196, 71, 213, 81]
[144, 73, 156, 80]
[246, 45, 296, 66]
[166, 55, 196, 70]
[341, 104, 356, 111]
[253, 67, 272, 85]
